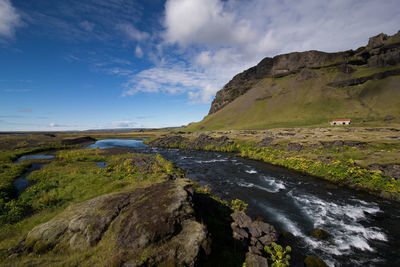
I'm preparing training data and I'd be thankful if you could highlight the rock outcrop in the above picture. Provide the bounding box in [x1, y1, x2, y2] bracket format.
[148, 133, 233, 150]
[61, 136, 96, 145]
[8, 179, 211, 266]
[208, 30, 400, 115]
[369, 163, 400, 180]
[230, 211, 277, 266]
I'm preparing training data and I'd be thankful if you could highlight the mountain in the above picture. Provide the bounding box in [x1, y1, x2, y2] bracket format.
[187, 31, 400, 130]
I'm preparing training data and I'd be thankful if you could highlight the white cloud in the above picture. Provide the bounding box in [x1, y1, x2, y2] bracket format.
[154, 0, 400, 103]
[79, 21, 95, 32]
[111, 121, 142, 128]
[0, 0, 22, 39]
[135, 45, 143, 58]
[49, 122, 60, 127]
[195, 51, 212, 67]
[164, 0, 257, 48]
[117, 23, 150, 42]
[106, 0, 400, 104]
[122, 65, 223, 103]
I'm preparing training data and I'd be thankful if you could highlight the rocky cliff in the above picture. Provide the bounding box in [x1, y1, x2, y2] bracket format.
[208, 30, 400, 117]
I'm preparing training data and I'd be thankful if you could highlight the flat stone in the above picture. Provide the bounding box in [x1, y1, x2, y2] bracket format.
[245, 252, 269, 267]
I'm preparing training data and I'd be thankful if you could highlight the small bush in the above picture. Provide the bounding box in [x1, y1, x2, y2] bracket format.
[231, 199, 248, 212]
[265, 242, 291, 267]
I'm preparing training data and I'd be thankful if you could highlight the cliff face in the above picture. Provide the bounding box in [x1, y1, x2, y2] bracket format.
[208, 31, 400, 115]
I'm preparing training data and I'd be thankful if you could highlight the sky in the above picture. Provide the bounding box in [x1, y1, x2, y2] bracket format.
[0, 0, 399, 131]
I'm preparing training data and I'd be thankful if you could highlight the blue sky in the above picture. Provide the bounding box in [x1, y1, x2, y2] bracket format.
[0, 0, 399, 131]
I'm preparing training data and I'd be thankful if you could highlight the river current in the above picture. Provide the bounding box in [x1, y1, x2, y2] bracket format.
[88, 139, 400, 267]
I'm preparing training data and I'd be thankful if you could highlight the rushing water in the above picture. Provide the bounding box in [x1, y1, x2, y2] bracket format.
[89, 139, 400, 266]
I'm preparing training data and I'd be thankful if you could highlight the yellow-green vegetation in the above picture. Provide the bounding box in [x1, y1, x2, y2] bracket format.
[265, 242, 291, 267]
[237, 144, 400, 199]
[0, 147, 180, 254]
[185, 65, 400, 131]
[147, 130, 400, 201]
[231, 199, 248, 212]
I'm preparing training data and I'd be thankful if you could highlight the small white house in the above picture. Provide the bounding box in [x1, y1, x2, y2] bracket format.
[330, 119, 351, 125]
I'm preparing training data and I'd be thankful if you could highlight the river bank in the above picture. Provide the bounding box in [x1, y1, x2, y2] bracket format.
[145, 127, 400, 202]
[1, 130, 400, 266]
[0, 139, 267, 266]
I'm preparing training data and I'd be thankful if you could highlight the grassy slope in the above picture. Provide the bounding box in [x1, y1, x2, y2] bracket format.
[186, 65, 400, 131]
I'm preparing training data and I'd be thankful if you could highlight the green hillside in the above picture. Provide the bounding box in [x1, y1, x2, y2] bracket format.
[186, 32, 400, 131]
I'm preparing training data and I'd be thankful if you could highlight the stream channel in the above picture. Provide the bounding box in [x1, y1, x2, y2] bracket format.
[65, 139, 400, 266]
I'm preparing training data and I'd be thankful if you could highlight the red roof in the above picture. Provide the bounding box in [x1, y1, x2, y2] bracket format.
[331, 119, 351, 122]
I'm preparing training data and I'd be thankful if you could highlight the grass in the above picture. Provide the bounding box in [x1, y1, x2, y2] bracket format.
[185, 65, 400, 131]
[0, 147, 178, 256]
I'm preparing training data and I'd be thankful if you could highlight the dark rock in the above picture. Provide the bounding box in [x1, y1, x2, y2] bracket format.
[248, 245, 263, 256]
[304, 255, 327, 267]
[310, 229, 331, 240]
[61, 136, 96, 145]
[231, 211, 252, 229]
[367, 33, 388, 49]
[327, 68, 400, 87]
[245, 252, 269, 267]
[148, 135, 188, 147]
[248, 221, 276, 241]
[369, 164, 400, 180]
[338, 63, 355, 74]
[325, 184, 338, 190]
[279, 231, 296, 242]
[231, 224, 249, 242]
[150, 134, 233, 150]
[296, 68, 319, 81]
[191, 134, 215, 148]
[384, 115, 395, 121]
[16, 180, 210, 266]
[321, 140, 366, 149]
[258, 137, 274, 147]
[286, 143, 304, 152]
[231, 211, 277, 253]
[190, 134, 232, 149]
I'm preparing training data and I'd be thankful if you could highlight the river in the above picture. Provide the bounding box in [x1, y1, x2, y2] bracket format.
[88, 139, 400, 266]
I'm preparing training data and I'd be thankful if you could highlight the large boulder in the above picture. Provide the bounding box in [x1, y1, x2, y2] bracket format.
[245, 252, 269, 267]
[11, 179, 210, 266]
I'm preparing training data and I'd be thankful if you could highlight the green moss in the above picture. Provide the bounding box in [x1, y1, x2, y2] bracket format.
[310, 229, 331, 240]
[304, 255, 327, 267]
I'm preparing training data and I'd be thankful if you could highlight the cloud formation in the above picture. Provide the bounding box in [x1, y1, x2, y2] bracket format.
[117, 23, 150, 42]
[0, 0, 22, 39]
[122, 0, 400, 103]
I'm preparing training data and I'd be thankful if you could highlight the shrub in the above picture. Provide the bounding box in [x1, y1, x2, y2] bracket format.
[231, 199, 248, 212]
[265, 242, 291, 267]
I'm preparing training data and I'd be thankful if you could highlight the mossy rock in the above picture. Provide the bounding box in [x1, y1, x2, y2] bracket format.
[279, 231, 296, 241]
[310, 229, 331, 240]
[304, 255, 327, 267]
